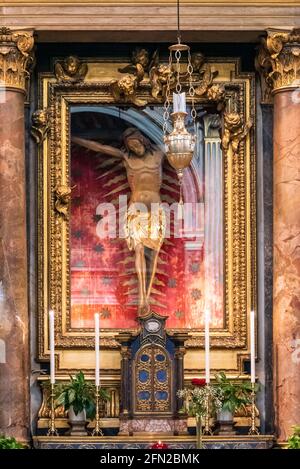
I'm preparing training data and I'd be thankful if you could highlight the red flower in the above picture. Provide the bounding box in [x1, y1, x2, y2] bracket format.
[192, 378, 206, 387]
[150, 441, 169, 450]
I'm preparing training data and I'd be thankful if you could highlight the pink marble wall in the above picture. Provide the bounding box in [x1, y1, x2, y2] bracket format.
[0, 91, 29, 441]
[273, 90, 300, 441]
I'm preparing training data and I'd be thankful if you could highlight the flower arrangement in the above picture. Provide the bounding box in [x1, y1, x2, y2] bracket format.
[177, 379, 223, 419]
[177, 378, 223, 448]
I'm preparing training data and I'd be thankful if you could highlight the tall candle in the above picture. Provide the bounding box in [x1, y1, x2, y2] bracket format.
[205, 309, 210, 384]
[95, 313, 100, 387]
[250, 310, 255, 383]
[173, 92, 186, 113]
[49, 310, 55, 384]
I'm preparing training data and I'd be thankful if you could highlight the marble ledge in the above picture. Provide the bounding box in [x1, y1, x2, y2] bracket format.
[1, 5, 300, 38]
[33, 435, 275, 450]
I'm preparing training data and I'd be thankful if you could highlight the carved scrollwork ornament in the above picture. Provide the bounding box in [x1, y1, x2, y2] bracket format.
[256, 28, 300, 98]
[0, 27, 35, 94]
[54, 55, 88, 83]
[31, 108, 50, 144]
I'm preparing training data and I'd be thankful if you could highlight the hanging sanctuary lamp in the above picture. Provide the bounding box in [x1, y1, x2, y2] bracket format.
[163, 0, 197, 204]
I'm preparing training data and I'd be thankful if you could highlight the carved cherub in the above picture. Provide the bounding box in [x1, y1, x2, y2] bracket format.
[149, 63, 175, 101]
[54, 56, 88, 83]
[31, 108, 50, 144]
[222, 112, 253, 157]
[55, 185, 72, 220]
[109, 72, 147, 107]
[118, 48, 150, 80]
[110, 48, 155, 106]
[116, 48, 174, 102]
[191, 52, 219, 97]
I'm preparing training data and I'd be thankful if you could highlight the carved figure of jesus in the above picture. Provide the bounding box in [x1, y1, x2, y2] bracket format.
[72, 127, 166, 316]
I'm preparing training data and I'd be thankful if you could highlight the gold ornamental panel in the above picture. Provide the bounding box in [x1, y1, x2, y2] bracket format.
[36, 52, 256, 377]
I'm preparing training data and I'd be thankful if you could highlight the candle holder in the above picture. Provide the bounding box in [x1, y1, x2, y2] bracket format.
[47, 383, 58, 436]
[248, 382, 260, 435]
[92, 385, 103, 436]
[203, 384, 213, 435]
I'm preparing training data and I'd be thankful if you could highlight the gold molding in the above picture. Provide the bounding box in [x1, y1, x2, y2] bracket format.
[257, 28, 300, 96]
[0, 27, 34, 95]
[36, 52, 256, 377]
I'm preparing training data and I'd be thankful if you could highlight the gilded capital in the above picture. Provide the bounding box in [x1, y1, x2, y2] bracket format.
[0, 27, 35, 94]
[256, 29, 300, 98]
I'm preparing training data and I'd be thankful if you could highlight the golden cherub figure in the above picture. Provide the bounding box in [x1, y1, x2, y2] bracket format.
[54, 56, 88, 83]
[191, 52, 219, 97]
[222, 112, 252, 157]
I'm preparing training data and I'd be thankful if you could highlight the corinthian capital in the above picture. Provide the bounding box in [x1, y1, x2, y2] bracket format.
[256, 29, 300, 100]
[0, 27, 35, 94]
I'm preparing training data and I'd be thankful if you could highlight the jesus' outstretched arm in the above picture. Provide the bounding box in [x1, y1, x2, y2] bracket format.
[72, 136, 124, 159]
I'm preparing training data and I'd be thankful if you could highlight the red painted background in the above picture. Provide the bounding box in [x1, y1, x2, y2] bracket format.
[70, 144, 223, 330]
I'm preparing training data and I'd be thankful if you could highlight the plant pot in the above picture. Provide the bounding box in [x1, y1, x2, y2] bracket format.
[66, 406, 88, 436]
[216, 409, 236, 435]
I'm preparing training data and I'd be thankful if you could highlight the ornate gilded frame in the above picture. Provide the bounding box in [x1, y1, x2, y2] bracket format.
[35, 52, 255, 376]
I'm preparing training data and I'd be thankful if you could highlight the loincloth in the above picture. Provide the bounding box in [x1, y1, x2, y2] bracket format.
[125, 204, 166, 251]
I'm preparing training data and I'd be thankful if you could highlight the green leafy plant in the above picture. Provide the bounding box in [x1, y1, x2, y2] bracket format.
[55, 371, 110, 420]
[287, 426, 300, 449]
[214, 372, 258, 414]
[0, 435, 26, 449]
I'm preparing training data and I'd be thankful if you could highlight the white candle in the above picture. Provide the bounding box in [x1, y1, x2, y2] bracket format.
[205, 309, 210, 384]
[95, 313, 100, 387]
[250, 310, 255, 383]
[173, 92, 186, 113]
[49, 310, 55, 384]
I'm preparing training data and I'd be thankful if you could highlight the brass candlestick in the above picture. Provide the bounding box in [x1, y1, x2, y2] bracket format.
[248, 382, 259, 435]
[47, 383, 58, 436]
[203, 384, 213, 435]
[92, 385, 103, 436]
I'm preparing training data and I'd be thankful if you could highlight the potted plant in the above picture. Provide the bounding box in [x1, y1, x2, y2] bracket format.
[287, 425, 300, 449]
[214, 372, 257, 434]
[55, 371, 110, 435]
[0, 435, 26, 449]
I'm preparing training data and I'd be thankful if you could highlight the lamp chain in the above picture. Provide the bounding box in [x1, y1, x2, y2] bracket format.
[177, 0, 181, 43]
[187, 49, 197, 128]
[175, 49, 182, 94]
[163, 50, 173, 136]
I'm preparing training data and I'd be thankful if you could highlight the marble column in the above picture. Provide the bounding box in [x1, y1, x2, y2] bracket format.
[257, 29, 300, 441]
[0, 27, 34, 441]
